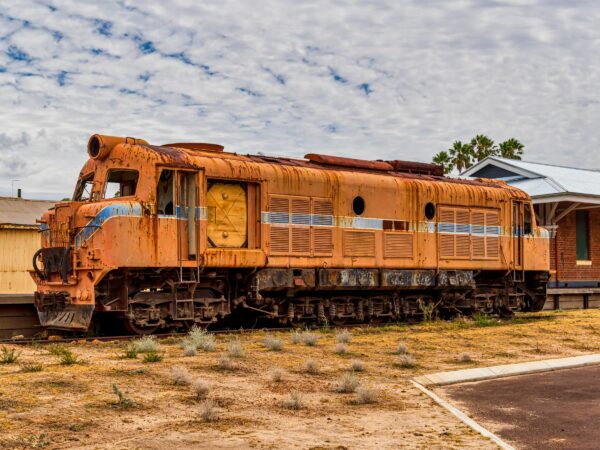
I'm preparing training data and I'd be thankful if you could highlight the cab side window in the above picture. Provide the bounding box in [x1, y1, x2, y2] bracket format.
[524, 203, 533, 235]
[73, 173, 95, 201]
[157, 169, 174, 215]
[104, 170, 139, 199]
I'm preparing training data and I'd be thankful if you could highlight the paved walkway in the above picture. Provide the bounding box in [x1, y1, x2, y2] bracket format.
[439, 365, 600, 449]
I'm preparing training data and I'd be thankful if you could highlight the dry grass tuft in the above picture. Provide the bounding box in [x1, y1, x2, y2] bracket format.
[396, 354, 416, 368]
[304, 358, 319, 374]
[282, 392, 304, 410]
[301, 332, 319, 346]
[396, 341, 408, 355]
[131, 336, 159, 353]
[192, 378, 210, 400]
[291, 330, 302, 344]
[227, 339, 244, 358]
[334, 343, 348, 355]
[350, 359, 364, 372]
[198, 399, 219, 422]
[270, 367, 284, 382]
[354, 386, 378, 404]
[263, 335, 283, 351]
[331, 372, 360, 393]
[218, 354, 234, 371]
[459, 352, 472, 363]
[336, 329, 352, 344]
[171, 366, 192, 385]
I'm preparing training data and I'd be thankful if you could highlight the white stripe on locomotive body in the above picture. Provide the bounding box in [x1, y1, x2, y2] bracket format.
[260, 211, 547, 238]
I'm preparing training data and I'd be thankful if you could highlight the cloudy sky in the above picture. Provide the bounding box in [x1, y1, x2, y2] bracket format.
[1, 0, 599, 199]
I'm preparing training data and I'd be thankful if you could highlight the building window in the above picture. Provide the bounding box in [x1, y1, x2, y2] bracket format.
[576, 210, 590, 261]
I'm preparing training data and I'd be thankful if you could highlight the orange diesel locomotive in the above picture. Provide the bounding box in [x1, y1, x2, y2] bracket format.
[32, 135, 550, 333]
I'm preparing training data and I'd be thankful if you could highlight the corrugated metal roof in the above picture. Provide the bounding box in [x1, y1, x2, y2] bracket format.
[465, 157, 600, 198]
[0, 197, 56, 228]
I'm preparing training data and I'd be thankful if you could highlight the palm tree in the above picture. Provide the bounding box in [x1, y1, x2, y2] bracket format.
[432, 151, 453, 174]
[470, 134, 497, 161]
[498, 138, 524, 160]
[448, 141, 474, 173]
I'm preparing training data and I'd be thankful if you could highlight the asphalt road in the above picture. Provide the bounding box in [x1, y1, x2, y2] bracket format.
[440, 365, 600, 449]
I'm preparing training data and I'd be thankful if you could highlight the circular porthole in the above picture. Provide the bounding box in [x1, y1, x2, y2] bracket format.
[353, 196, 365, 215]
[425, 202, 436, 220]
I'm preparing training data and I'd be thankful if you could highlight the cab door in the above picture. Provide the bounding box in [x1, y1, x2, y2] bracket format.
[176, 171, 199, 261]
[512, 201, 524, 271]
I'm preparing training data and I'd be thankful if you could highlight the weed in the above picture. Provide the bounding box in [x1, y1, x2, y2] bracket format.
[227, 339, 244, 358]
[131, 336, 159, 353]
[183, 326, 216, 352]
[396, 341, 408, 355]
[334, 343, 348, 355]
[26, 433, 49, 448]
[350, 359, 364, 372]
[218, 354, 234, 371]
[301, 332, 319, 346]
[183, 344, 198, 357]
[282, 392, 304, 410]
[111, 383, 134, 409]
[331, 372, 360, 393]
[459, 352, 472, 363]
[0, 346, 21, 364]
[472, 313, 499, 327]
[291, 330, 302, 344]
[192, 378, 210, 400]
[270, 367, 284, 382]
[354, 386, 378, 404]
[172, 366, 192, 385]
[263, 335, 283, 351]
[47, 345, 68, 356]
[123, 346, 138, 359]
[396, 354, 416, 368]
[336, 329, 352, 344]
[20, 362, 43, 373]
[417, 298, 436, 322]
[143, 352, 162, 363]
[304, 358, 319, 374]
[198, 399, 219, 422]
[59, 349, 81, 365]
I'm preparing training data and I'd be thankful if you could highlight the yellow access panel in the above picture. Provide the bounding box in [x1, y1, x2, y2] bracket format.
[206, 183, 248, 247]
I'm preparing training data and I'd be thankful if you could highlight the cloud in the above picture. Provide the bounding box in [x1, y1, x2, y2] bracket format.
[0, 0, 599, 199]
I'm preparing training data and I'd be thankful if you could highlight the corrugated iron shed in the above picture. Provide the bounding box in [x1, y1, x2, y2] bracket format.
[0, 197, 56, 229]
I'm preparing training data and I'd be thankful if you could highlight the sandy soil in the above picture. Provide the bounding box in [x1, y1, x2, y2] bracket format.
[1, 310, 599, 449]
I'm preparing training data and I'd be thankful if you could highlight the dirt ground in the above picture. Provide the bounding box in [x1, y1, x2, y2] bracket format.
[1, 310, 600, 449]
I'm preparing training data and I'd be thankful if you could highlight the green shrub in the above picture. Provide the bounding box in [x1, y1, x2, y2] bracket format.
[142, 352, 162, 363]
[0, 346, 21, 364]
[111, 383, 134, 409]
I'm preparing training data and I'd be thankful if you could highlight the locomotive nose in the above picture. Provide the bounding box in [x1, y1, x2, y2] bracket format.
[87, 134, 149, 160]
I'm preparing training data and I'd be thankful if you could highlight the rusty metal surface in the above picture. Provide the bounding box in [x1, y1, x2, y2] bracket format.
[317, 268, 379, 289]
[305, 153, 394, 171]
[387, 160, 444, 176]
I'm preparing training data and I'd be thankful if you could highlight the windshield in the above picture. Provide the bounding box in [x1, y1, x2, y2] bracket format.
[73, 172, 94, 201]
[103, 169, 139, 199]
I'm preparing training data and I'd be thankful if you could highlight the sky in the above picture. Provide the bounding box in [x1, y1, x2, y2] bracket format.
[1, 0, 599, 199]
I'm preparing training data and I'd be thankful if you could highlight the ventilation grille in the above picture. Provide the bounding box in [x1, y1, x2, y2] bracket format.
[343, 230, 375, 257]
[268, 195, 334, 256]
[384, 233, 413, 258]
[438, 206, 501, 260]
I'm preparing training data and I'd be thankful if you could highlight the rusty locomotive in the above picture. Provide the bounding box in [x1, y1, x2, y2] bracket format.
[31, 134, 550, 334]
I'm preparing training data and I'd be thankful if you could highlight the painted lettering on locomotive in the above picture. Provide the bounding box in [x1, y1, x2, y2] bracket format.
[31, 134, 550, 333]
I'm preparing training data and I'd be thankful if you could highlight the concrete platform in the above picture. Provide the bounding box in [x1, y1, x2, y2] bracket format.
[414, 353, 600, 387]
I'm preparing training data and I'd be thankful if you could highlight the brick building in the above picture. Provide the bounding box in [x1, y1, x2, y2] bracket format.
[464, 157, 600, 309]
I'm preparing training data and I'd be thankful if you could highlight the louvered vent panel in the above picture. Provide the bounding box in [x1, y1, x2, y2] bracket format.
[270, 227, 289, 254]
[313, 228, 333, 255]
[486, 211, 500, 259]
[440, 234, 455, 258]
[291, 198, 311, 225]
[343, 230, 375, 257]
[312, 198, 334, 226]
[472, 236, 485, 258]
[456, 235, 470, 257]
[292, 228, 310, 253]
[439, 207, 456, 258]
[384, 233, 414, 258]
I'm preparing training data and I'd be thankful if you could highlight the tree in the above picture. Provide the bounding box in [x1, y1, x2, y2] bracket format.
[498, 138, 524, 160]
[448, 140, 474, 173]
[470, 134, 497, 160]
[432, 151, 453, 174]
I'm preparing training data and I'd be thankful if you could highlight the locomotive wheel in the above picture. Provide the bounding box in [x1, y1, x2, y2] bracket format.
[330, 317, 349, 326]
[124, 318, 160, 335]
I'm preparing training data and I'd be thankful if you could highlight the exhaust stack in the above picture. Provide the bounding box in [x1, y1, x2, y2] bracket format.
[87, 134, 149, 160]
